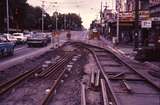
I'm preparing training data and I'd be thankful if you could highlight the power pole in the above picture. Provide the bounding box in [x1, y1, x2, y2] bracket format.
[64, 15, 66, 30]
[100, 1, 103, 35]
[41, 1, 45, 33]
[116, 0, 120, 43]
[134, 0, 139, 50]
[6, 0, 9, 33]
[55, 10, 58, 31]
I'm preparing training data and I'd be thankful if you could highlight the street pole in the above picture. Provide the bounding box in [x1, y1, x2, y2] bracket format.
[55, 11, 58, 31]
[64, 15, 66, 30]
[6, 0, 9, 33]
[116, 0, 120, 43]
[100, 1, 103, 36]
[42, 1, 45, 33]
[134, 0, 139, 50]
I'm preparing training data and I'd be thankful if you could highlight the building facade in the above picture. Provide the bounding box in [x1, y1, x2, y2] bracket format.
[150, 1, 160, 48]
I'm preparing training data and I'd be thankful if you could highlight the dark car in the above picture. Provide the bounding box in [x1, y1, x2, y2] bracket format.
[27, 33, 48, 47]
[0, 36, 15, 57]
[45, 33, 52, 43]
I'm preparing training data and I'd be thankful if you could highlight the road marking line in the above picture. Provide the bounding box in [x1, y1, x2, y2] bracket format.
[15, 46, 26, 51]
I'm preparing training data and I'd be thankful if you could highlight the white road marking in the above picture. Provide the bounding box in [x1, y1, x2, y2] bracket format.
[15, 46, 27, 51]
[0, 45, 52, 71]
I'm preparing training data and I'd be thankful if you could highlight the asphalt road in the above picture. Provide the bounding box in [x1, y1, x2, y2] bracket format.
[0, 44, 53, 71]
[0, 31, 88, 71]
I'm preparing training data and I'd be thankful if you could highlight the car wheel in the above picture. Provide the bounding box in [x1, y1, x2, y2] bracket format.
[42, 42, 45, 47]
[28, 44, 32, 47]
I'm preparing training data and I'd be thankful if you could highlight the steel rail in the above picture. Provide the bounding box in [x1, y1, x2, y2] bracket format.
[41, 68, 66, 105]
[100, 79, 109, 105]
[39, 53, 74, 77]
[39, 54, 72, 76]
[81, 83, 86, 105]
[0, 66, 41, 95]
[90, 48, 121, 105]
[76, 44, 120, 105]
[42, 54, 75, 77]
[40, 52, 76, 105]
[73, 42, 160, 90]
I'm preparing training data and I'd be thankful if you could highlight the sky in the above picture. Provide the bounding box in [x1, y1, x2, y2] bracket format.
[27, 0, 115, 28]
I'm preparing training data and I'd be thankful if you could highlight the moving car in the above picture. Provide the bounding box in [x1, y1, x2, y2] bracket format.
[27, 33, 48, 47]
[0, 36, 15, 57]
[12, 33, 27, 44]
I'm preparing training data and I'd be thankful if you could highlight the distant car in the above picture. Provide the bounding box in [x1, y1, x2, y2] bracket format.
[27, 33, 48, 47]
[0, 36, 15, 57]
[3, 33, 17, 44]
[23, 31, 33, 39]
[12, 33, 27, 44]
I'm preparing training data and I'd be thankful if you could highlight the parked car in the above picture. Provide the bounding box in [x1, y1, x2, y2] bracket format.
[12, 33, 27, 44]
[45, 33, 52, 43]
[3, 33, 17, 44]
[23, 31, 32, 39]
[27, 33, 48, 47]
[0, 36, 15, 57]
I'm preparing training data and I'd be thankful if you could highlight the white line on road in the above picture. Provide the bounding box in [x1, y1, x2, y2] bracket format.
[0, 45, 52, 71]
[15, 46, 27, 51]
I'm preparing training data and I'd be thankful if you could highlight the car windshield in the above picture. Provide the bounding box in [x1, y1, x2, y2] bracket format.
[31, 34, 45, 38]
[24, 32, 30, 35]
[12, 33, 22, 36]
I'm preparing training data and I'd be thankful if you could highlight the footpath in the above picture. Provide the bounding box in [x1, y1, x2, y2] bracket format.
[99, 36, 160, 69]
[100, 37, 136, 60]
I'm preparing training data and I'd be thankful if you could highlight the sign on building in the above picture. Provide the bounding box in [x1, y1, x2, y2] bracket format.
[150, 0, 160, 6]
[119, 12, 134, 22]
[141, 20, 152, 28]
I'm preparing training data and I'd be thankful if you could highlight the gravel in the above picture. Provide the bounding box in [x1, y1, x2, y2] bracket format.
[0, 46, 88, 105]
[0, 48, 64, 84]
[49, 53, 87, 105]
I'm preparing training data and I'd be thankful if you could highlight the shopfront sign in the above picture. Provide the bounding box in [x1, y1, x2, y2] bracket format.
[119, 11, 150, 22]
[119, 12, 134, 22]
[141, 20, 152, 28]
[139, 11, 150, 20]
[150, 0, 160, 6]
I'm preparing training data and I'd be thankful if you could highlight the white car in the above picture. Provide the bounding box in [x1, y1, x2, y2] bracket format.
[3, 33, 17, 44]
[12, 33, 27, 43]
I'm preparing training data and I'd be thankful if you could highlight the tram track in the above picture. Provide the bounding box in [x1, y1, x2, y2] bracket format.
[73, 42, 160, 105]
[0, 51, 76, 96]
[0, 44, 84, 105]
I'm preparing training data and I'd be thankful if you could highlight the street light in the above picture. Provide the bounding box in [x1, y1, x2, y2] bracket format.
[41, 1, 45, 33]
[64, 15, 66, 30]
[116, 0, 120, 44]
[134, 0, 139, 50]
[55, 11, 58, 31]
[6, 0, 9, 33]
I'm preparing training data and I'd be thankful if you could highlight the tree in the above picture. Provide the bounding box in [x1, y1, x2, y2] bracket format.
[0, 0, 83, 32]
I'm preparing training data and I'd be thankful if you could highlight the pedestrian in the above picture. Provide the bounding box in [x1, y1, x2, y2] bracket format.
[66, 31, 71, 40]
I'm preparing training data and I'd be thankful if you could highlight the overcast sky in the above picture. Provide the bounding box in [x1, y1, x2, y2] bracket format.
[27, 0, 115, 28]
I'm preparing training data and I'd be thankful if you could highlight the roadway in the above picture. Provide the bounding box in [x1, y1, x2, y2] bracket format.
[0, 31, 88, 71]
[0, 43, 53, 71]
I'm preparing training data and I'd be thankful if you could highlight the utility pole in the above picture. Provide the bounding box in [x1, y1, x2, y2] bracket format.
[116, 0, 120, 43]
[134, 0, 139, 50]
[55, 10, 58, 31]
[6, 0, 9, 33]
[100, 1, 103, 35]
[41, 1, 45, 33]
[64, 15, 66, 30]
